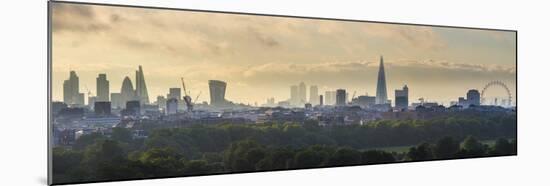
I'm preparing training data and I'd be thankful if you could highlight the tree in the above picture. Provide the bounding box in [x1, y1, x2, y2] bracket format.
[434, 136, 460, 159]
[224, 140, 262, 171]
[361, 150, 395, 164]
[52, 147, 83, 174]
[293, 147, 329, 168]
[73, 133, 105, 151]
[111, 127, 133, 143]
[457, 136, 487, 158]
[328, 147, 362, 166]
[183, 160, 209, 175]
[407, 142, 434, 161]
[491, 138, 515, 155]
[139, 147, 184, 176]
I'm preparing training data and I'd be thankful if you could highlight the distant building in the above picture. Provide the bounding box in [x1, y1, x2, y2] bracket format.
[167, 87, 182, 110]
[467, 89, 481, 106]
[87, 96, 97, 109]
[336, 89, 347, 106]
[458, 89, 481, 108]
[63, 71, 84, 106]
[319, 95, 324, 106]
[167, 88, 181, 100]
[51, 102, 68, 115]
[458, 97, 468, 107]
[309, 85, 319, 105]
[395, 85, 409, 111]
[352, 95, 376, 108]
[325, 91, 337, 105]
[120, 76, 135, 108]
[209, 80, 227, 106]
[298, 82, 307, 105]
[94, 101, 111, 116]
[135, 65, 150, 105]
[110, 93, 123, 109]
[290, 85, 298, 106]
[376, 56, 388, 104]
[305, 103, 312, 110]
[156, 95, 166, 110]
[96, 74, 109, 102]
[166, 98, 178, 115]
[125, 100, 140, 116]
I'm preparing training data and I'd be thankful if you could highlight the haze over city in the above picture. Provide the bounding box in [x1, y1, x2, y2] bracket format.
[51, 3, 516, 106]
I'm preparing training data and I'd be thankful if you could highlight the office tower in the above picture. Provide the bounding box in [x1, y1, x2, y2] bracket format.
[290, 85, 298, 106]
[166, 98, 178, 115]
[96, 74, 109, 102]
[309, 85, 319, 105]
[395, 85, 409, 111]
[125, 100, 141, 116]
[63, 71, 84, 106]
[298, 82, 307, 105]
[319, 95, 324, 106]
[135, 65, 150, 105]
[167, 88, 181, 100]
[120, 76, 135, 108]
[324, 91, 336, 105]
[376, 56, 388, 104]
[156, 95, 166, 110]
[110, 93, 123, 109]
[87, 96, 96, 109]
[467, 89, 481, 106]
[336, 89, 346, 106]
[354, 95, 376, 108]
[94, 101, 111, 116]
[209, 80, 227, 106]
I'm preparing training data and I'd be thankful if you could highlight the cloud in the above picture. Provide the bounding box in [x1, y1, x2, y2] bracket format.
[52, 3, 112, 33]
[50, 3, 516, 104]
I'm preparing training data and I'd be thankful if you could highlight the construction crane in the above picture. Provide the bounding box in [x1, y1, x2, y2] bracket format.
[180, 77, 194, 112]
[194, 91, 202, 104]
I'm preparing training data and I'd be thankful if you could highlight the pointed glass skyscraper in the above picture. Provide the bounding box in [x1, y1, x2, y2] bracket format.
[135, 65, 150, 105]
[376, 56, 388, 104]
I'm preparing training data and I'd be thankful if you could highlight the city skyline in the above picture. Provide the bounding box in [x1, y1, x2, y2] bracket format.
[51, 3, 516, 106]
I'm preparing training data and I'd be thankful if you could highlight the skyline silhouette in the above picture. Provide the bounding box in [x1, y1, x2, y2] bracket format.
[51, 3, 516, 106]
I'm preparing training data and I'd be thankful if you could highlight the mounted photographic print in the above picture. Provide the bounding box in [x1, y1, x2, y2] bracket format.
[48, 1, 517, 185]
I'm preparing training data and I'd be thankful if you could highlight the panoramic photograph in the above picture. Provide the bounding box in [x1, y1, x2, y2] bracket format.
[50, 2, 517, 185]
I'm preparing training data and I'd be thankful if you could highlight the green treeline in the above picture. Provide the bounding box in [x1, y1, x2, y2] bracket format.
[52, 114, 516, 184]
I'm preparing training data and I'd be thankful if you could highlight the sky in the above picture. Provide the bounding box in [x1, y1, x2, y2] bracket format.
[51, 2, 516, 106]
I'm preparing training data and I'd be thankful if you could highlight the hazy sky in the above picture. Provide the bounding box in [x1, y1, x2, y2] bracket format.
[51, 2, 516, 106]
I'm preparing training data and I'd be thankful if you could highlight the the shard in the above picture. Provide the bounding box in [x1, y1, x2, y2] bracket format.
[376, 56, 388, 104]
[135, 65, 150, 105]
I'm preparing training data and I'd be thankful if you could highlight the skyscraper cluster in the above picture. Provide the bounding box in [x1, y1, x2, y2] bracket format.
[62, 66, 150, 110]
[288, 82, 319, 107]
[63, 71, 84, 106]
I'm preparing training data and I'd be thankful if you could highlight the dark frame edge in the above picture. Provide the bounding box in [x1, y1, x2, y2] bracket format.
[47, 1, 53, 185]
